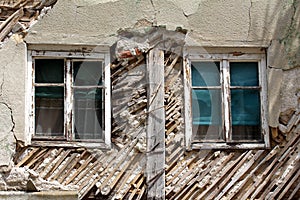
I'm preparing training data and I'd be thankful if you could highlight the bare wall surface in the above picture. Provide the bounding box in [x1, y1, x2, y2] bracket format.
[0, 39, 26, 142]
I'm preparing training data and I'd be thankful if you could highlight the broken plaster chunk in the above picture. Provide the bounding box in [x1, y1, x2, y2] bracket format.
[6, 167, 29, 184]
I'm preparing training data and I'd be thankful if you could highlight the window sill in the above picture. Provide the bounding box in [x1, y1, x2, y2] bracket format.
[191, 142, 268, 150]
[31, 140, 110, 150]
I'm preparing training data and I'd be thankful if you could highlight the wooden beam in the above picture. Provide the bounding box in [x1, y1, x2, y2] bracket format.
[146, 48, 165, 199]
[0, 8, 24, 41]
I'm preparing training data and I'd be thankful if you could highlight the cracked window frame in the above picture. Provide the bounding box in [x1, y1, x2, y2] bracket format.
[183, 48, 270, 149]
[26, 50, 111, 148]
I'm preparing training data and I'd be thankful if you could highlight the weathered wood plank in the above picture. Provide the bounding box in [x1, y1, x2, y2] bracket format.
[146, 48, 165, 199]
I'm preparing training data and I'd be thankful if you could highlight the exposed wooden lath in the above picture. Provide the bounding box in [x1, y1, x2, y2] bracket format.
[0, 0, 57, 42]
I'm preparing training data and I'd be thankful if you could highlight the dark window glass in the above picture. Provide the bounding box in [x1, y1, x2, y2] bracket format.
[231, 89, 261, 140]
[73, 61, 103, 86]
[35, 87, 64, 137]
[35, 59, 64, 83]
[230, 62, 258, 86]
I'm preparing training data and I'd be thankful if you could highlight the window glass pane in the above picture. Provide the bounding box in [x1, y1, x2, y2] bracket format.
[231, 89, 261, 140]
[35, 59, 64, 83]
[35, 87, 64, 137]
[35, 86, 64, 98]
[192, 89, 223, 140]
[73, 61, 103, 86]
[191, 62, 220, 86]
[230, 62, 258, 86]
[74, 88, 103, 140]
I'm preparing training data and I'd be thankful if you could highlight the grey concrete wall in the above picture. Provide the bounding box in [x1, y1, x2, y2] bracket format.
[0, 0, 299, 141]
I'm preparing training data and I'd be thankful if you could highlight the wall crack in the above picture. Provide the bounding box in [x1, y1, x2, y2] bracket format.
[0, 102, 15, 133]
[280, 0, 297, 43]
[247, 0, 253, 39]
[149, 0, 157, 26]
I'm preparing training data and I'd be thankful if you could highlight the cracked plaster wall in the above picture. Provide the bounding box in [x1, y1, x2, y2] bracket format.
[0, 0, 299, 145]
[0, 39, 26, 145]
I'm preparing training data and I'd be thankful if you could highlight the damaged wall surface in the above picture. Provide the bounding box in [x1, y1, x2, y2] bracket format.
[0, 0, 299, 199]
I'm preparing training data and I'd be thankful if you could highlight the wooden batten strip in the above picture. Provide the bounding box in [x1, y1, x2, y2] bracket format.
[64, 153, 94, 185]
[136, 186, 146, 200]
[287, 177, 300, 200]
[97, 141, 138, 193]
[197, 152, 240, 199]
[16, 147, 39, 167]
[164, 55, 180, 77]
[276, 164, 300, 200]
[113, 163, 142, 200]
[58, 151, 88, 184]
[169, 153, 215, 200]
[206, 151, 252, 199]
[0, 8, 24, 41]
[100, 152, 137, 195]
[260, 147, 300, 199]
[52, 153, 77, 181]
[32, 148, 60, 172]
[80, 141, 137, 198]
[39, 148, 63, 177]
[250, 138, 300, 199]
[25, 148, 48, 168]
[214, 151, 265, 200]
[43, 149, 72, 180]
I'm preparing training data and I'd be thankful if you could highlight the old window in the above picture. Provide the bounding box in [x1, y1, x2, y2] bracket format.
[27, 50, 111, 148]
[184, 48, 269, 149]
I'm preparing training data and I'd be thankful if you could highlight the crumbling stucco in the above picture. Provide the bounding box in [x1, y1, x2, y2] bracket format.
[0, 103, 15, 172]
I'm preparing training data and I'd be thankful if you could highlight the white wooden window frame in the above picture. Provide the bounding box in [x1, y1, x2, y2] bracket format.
[26, 50, 111, 149]
[183, 48, 269, 149]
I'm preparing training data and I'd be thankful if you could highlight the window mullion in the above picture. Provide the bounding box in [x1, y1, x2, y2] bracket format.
[65, 59, 72, 141]
[222, 60, 231, 141]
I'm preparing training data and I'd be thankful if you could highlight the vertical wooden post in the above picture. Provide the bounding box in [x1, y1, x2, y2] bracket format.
[146, 48, 165, 199]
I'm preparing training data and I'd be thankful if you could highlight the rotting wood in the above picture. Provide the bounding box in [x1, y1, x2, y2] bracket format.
[58, 151, 88, 184]
[276, 163, 300, 200]
[39, 148, 64, 177]
[287, 176, 300, 200]
[196, 152, 241, 200]
[80, 141, 138, 198]
[260, 146, 300, 199]
[43, 149, 72, 180]
[168, 152, 212, 199]
[64, 154, 94, 185]
[51, 153, 77, 181]
[214, 151, 264, 199]
[112, 162, 142, 200]
[228, 147, 279, 199]
[174, 154, 221, 200]
[16, 147, 39, 167]
[250, 136, 300, 199]
[25, 148, 47, 168]
[206, 151, 252, 199]
[0, 7, 24, 41]
[146, 48, 165, 199]
[100, 151, 137, 195]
